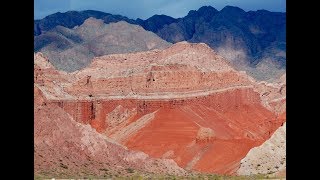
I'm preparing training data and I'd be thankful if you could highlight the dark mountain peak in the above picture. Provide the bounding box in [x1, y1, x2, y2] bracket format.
[34, 10, 137, 36]
[149, 14, 175, 20]
[187, 6, 218, 17]
[256, 9, 271, 13]
[46, 10, 109, 20]
[42, 11, 76, 19]
[187, 10, 197, 16]
[185, 5, 218, 23]
[81, 10, 111, 15]
[144, 14, 176, 25]
[136, 18, 144, 24]
[217, 5, 247, 21]
[247, 9, 278, 17]
[221, 5, 246, 14]
[63, 10, 79, 14]
[80, 10, 111, 19]
[197, 6, 218, 14]
[55, 10, 84, 17]
[139, 14, 176, 32]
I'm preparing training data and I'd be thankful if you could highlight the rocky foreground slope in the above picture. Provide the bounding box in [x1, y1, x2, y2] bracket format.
[35, 18, 170, 72]
[34, 42, 286, 176]
[237, 123, 286, 176]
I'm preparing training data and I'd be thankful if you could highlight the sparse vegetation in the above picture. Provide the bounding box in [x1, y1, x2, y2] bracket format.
[99, 168, 108, 171]
[35, 172, 285, 180]
[126, 168, 135, 173]
[59, 163, 68, 169]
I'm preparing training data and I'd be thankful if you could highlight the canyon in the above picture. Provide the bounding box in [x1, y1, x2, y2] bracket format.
[34, 42, 286, 177]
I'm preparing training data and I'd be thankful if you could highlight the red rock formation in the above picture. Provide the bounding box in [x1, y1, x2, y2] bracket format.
[34, 42, 286, 175]
[46, 87, 284, 174]
[34, 84, 186, 177]
[123, 97, 282, 174]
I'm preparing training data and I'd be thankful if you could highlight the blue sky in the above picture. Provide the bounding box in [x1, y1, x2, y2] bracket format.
[34, 0, 286, 20]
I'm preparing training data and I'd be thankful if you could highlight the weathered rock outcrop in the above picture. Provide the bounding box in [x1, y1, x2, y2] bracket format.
[196, 127, 215, 143]
[253, 77, 286, 116]
[237, 123, 286, 177]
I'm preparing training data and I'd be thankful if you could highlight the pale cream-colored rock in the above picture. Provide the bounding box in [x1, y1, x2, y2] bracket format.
[253, 80, 286, 115]
[106, 105, 137, 133]
[110, 111, 157, 143]
[237, 123, 286, 176]
[196, 127, 215, 142]
[34, 52, 55, 69]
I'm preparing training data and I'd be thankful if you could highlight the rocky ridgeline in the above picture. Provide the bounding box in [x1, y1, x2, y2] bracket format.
[65, 42, 253, 97]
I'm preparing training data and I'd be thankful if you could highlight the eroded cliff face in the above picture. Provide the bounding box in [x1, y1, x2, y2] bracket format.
[253, 80, 286, 115]
[34, 42, 286, 175]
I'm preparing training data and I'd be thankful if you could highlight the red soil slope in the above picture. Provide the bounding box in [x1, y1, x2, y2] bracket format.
[49, 88, 284, 174]
[123, 90, 283, 174]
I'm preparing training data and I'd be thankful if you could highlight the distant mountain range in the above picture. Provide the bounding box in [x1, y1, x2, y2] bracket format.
[35, 18, 170, 72]
[34, 5, 285, 81]
[34, 10, 136, 36]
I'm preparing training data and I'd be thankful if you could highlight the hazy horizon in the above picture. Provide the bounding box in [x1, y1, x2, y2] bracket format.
[35, 0, 286, 20]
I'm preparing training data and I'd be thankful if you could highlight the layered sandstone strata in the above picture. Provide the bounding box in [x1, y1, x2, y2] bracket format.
[34, 41, 286, 175]
[65, 42, 253, 98]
